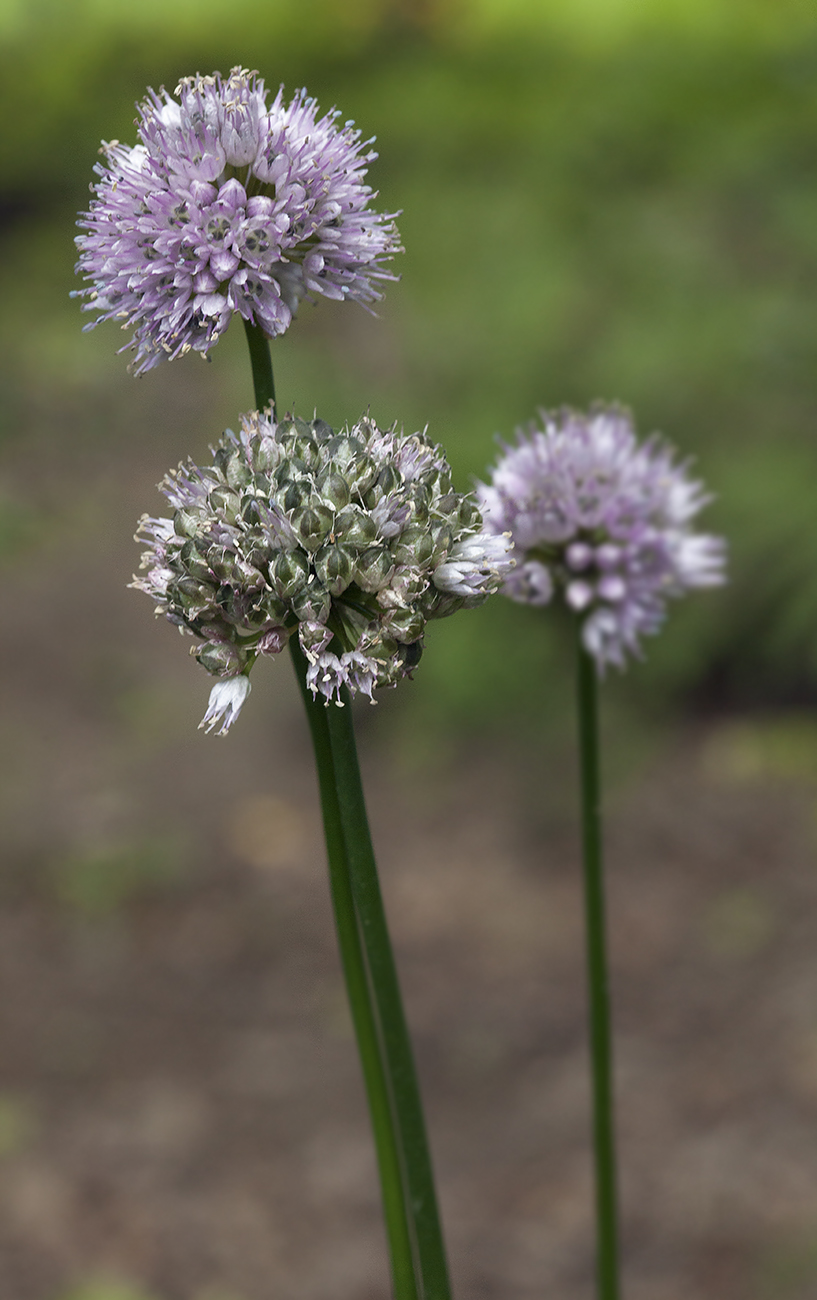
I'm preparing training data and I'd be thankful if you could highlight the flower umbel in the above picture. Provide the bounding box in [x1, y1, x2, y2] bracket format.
[477, 406, 725, 669]
[74, 67, 401, 373]
[133, 410, 513, 729]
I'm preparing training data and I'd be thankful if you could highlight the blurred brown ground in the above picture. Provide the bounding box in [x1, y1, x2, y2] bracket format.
[1, 366, 817, 1300]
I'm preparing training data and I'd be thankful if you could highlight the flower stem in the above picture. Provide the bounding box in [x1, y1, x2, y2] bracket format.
[576, 628, 621, 1300]
[325, 695, 452, 1300]
[243, 317, 277, 414]
[243, 321, 420, 1299]
[289, 639, 419, 1300]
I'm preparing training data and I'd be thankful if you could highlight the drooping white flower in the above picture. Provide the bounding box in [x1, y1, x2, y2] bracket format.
[199, 676, 252, 736]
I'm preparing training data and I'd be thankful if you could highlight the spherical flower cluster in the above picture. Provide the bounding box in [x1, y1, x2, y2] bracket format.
[476, 406, 725, 669]
[133, 410, 514, 732]
[75, 67, 401, 373]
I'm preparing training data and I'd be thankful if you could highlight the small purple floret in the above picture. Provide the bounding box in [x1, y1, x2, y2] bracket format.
[74, 67, 401, 373]
[477, 406, 726, 670]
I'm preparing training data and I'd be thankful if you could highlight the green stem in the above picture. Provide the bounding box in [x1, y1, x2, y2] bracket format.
[326, 694, 452, 1300]
[239, 319, 413, 1294]
[243, 317, 277, 413]
[576, 629, 621, 1300]
[242, 321, 418, 1298]
[289, 640, 418, 1300]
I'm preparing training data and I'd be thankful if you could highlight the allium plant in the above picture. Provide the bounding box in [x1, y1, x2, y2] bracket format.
[134, 410, 511, 733]
[74, 67, 400, 373]
[77, 71, 463, 1300]
[478, 404, 725, 1300]
[477, 405, 726, 668]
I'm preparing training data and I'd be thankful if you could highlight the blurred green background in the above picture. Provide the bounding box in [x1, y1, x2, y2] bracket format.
[4, 0, 817, 737]
[3, 5, 817, 1299]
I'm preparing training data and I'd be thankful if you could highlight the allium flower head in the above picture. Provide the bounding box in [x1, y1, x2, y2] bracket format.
[133, 410, 513, 730]
[74, 68, 401, 373]
[477, 406, 725, 669]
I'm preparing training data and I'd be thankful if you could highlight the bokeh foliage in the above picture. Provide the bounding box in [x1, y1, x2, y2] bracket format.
[2, 0, 816, 735]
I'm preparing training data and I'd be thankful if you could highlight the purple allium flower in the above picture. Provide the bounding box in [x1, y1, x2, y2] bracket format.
[477, 406, 726, 670]
[133, 410, 513, 730]
[74, 68, 401, 373]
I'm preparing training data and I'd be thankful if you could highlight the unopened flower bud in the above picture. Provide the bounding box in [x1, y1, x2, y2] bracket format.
[315, 542, 355, 596]
[253, 436, 281, 473]
[407, 482, 430, 523]
[317, 467, 351, 510]
[597, 574, 626, 602]
[346, 453, 378, 494]
[356, 545, 395, 593]
[295, 501, 335, 551]
[174, 507, 208, 539]
[566, 542, 594, 571]
[377, 566, 428, 610]
[257, 627, 290, 655]
[231, 555, 266, 588]
[224, 453, 252, 491]
[282, 477, 309, 511]
[430, 522, 453, 560]
[195, 639, 244, 675]
[179, 540, 213, 583]
[270, 549, 310, 597]
[383, 608, 425, 642]
[208, 485, 240, 523]
[396, 640, 423, 674]
[288, 435, 320, 470]
[325, 434, 364, 473]
[334, 505, 378, 548]
[595, 543, 621, 570]
[375, 462, 402, 496]
[392, 523, 434, 566]
[172, 575, 214, 615]
[258, 591, 288, 623]
[290, 581, 331, 625]
[240, 497, 264, 527]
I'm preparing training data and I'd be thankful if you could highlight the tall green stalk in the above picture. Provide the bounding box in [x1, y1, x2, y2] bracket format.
[576, 627, 621, 1300]
[243, 320, 426, 1300]
[289, 639, 418, 1300]
[325, 695, 452, 1300]
[243, 316, 276, 415]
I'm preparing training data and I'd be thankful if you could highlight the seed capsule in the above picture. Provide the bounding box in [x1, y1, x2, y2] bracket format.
[334, 505, 377, 547]
[270, 549, 311, 598]
[295, 501, 335, 551]
[315, 542, 355, 596]
[195, 639, 244, 675]
[356, 545, 395, 593]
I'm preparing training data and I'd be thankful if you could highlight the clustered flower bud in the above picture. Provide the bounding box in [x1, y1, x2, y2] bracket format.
[74, 67, 401, 373]
[477, 405, 726, 669]
[133, 410, 514, 730]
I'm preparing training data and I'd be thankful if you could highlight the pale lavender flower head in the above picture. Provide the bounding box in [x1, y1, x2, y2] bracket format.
[74, 67, 401, 373]
[476, 406, 726, 670]
[133, 410, 513, 730]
